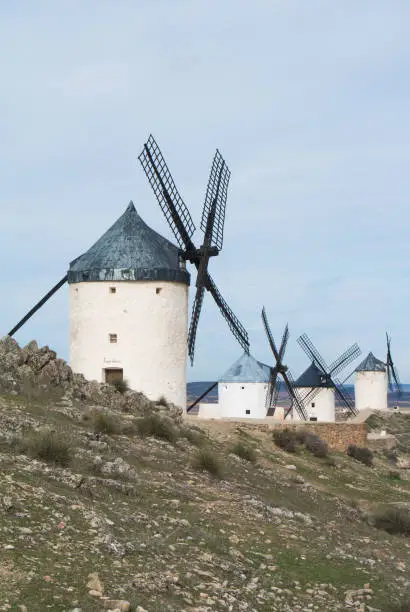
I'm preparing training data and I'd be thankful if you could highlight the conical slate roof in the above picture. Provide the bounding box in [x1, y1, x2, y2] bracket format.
[294, 362, 332, 388]
[355, 352, 386, 372]
[68, 202, 190, 284]
[219, 352, 271, 383]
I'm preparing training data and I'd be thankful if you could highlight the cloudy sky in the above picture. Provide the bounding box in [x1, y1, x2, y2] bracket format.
[1, 1, 410, 383]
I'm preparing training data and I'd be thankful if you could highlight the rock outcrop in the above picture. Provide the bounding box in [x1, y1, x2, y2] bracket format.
[0, 336, 182, 420]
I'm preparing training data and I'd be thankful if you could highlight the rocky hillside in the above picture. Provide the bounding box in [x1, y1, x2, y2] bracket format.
[0, 338, 410, 611]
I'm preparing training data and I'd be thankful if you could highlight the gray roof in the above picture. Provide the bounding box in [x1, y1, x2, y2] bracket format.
[294, 362, 332, 388]
[355, 352, 386, 372]
[68, 202, 190, 285]
[219, 352, 271, 383]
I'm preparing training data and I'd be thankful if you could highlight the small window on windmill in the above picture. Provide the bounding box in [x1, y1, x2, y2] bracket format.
[311, 402, 315, 408]
[109, 287, 116, 294]
[156, 287, 162, 295]
[245, 409, 251, 415]
[310, 417, 318, 422]
[109, 333, 117, 344]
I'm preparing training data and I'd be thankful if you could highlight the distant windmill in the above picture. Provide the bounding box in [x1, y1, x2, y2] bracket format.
[344, 332, 401, 412]
[138, 135, 249, 364]
[296, 333, 361, 418]
[261, 308, 308, 421]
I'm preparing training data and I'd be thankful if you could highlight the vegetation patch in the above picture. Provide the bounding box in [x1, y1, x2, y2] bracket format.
[230, 441, 257, 463]
[193, 448, 223, 478]
[304, 433, 328, 458]
[273, 428, 298, 453]
[156, 395, 169, 407]
[347, 444, 373, 467]
[136, 414, 178, 443]
[19, 430, 72, 467]
[110, 378, 130, 394]
[182, 426, 206, 447]
[91, 411, 121, 435]
[373, 506, 410, 536]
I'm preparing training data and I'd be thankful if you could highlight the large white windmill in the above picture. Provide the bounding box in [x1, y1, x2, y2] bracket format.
[8, 135, 250, 409]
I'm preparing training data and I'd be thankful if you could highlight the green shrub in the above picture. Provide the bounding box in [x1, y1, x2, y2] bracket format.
[373, 506, 410, 536]
[23, 430, 72, 467]
[92, 412, 120, 435]
[388, 470, 401, 481]
[304, 433, 328, 458]
[194, 448, 223, 478]
[157, 395, 169, 407]
[231, 441, 257, 463]
[111, 378, 130, 394]
[347, 444, 373, 466]
[136, 414, 178, 443]
[182, 426, 206, 447]
[294, 429, 308, 445]
[273, 428, 298, 453]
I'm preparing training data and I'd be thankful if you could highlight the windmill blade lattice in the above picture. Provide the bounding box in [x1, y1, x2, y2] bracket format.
[200, 150, 231, 251]
[261, 307, 307, 420]
[386, 333, 402, 396]
[297, 333, 329, 374]
[206, 274, 249, 354]
[139, 134, 250, 364]
[138, 135, 196, 251]
[296, 333, 361, 416]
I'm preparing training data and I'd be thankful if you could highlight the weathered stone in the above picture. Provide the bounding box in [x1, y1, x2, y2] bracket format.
[86, 572, 104, 594]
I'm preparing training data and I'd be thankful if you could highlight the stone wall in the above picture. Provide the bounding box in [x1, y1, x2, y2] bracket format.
[194, 417, 369, 452]
[276, 422, 368, 451]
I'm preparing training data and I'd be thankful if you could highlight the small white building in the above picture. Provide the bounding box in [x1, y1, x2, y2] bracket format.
[354, 352, 387, 411]
[68, 201, 190, 409]
[293, 362, 335, 422]
[198, 353, 271, 419]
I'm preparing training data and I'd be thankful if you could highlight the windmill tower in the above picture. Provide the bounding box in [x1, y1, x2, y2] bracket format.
[8, 135, 249, 409]
[68, 201, 190, 407]
[353, 333, 401, 411]
[217, 352, 271, 419]
[294, 333, 361, 421]
[354, 352, 387, 411]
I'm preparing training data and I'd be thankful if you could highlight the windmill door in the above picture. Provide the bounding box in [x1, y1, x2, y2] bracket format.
[104, 368, 123, 384]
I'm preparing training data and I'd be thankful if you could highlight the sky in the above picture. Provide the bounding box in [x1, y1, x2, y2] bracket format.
[1, 1, 410, 383]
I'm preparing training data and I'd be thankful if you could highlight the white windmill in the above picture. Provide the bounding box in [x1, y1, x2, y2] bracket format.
[8, 135, 250, 409]
[353, 334, 402, 412]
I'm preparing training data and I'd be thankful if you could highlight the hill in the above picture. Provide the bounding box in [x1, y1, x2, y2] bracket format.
[0, 337, 410, 611]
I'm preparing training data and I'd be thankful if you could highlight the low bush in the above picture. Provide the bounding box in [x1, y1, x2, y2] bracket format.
[182, 426, 206, 447]
[231, 441, 257, 463]
[273, 428, 298, 453]
[304, 433, 328, 458]
[347, 444, 373, 466]
[373, 506, 410, 536]
[193, 448, 223, 478]
[157, 395, 169, 407]
[92, 411, 120, 435]
[136, 414, 178, 443]
[388, 470, 401, 481]
[111, 378, 130, 394]
[22, 430, 72, 467]
[294, 429, 308, 445]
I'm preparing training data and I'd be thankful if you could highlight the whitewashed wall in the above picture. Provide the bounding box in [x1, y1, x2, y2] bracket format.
[293, 387, 335, 422]
[69, 280, 188, 409]
[218, 381, 268, 419]
[354, 370, 388, 411]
